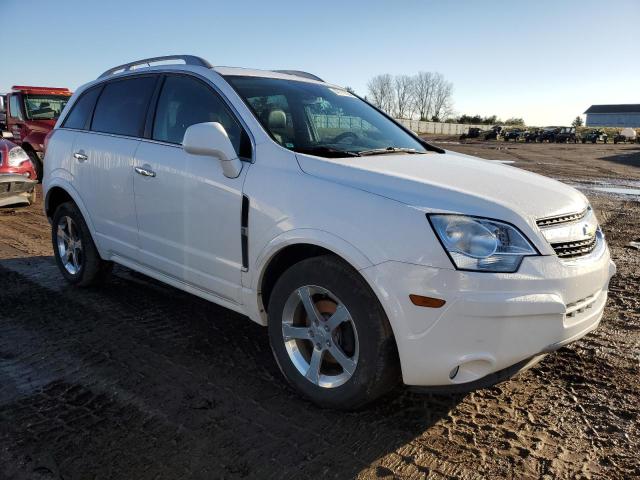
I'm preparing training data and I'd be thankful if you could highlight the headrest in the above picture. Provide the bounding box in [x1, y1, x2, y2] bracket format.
[268, 110, 287, 130]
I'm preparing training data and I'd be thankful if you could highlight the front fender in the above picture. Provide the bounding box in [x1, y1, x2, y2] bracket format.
[23, 132, 47, 153]
[251, 228, 374, 291]
[240, 229, 374, 326]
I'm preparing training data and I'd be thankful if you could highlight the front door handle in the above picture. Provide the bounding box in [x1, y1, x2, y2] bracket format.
[134, 166, 156, 178]
[73, 152, 88, 162]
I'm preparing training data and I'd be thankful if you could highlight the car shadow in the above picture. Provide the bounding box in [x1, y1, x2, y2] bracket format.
[0, 256, 465, 479]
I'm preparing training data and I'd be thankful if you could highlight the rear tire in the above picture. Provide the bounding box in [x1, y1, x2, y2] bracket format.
[267, 255, 400, 409]
[51, 201, 112, 287]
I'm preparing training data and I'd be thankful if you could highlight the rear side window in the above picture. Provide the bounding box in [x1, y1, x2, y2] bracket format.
[91, 76, 156, 137]
[63, 87, 102, 130]
[152, 75, 249, 157]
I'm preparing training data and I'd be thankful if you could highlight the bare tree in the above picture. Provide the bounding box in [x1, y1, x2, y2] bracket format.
[368, 71, 454, 121]
[431, 73, 453, 121]
[367, 74, 394, 114]
[393, 75, 414, 119]
[411, 72, 435, 121]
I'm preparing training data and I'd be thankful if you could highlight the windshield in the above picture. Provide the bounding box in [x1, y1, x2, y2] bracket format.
[24, 94, 70, 120]
[227, 76, 428, 158]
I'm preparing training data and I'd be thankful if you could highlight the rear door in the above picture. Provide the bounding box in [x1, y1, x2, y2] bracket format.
[133, 73, 251, 303]
[72, 75, 158, 261]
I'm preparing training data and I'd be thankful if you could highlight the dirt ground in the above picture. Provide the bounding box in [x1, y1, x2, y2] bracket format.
[0, 140, 638, 480]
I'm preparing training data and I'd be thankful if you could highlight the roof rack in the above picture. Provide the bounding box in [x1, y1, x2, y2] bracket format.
[98, 55, 212, 79]
[272, 70, 324, 82]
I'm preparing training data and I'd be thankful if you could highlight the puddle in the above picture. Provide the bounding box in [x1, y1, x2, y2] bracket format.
[593, 186, 640, 196]
[563, 178, 640, 200]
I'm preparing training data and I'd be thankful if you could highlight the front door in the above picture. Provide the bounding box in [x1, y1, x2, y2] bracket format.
[133, 74, 251, 304]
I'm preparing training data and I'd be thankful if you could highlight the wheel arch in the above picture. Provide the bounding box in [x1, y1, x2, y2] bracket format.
[252, 230, 374, 319]
[44, 181, 103, 257]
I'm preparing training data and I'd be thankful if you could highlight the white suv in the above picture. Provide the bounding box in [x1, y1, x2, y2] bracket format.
[44, 55, 616, 408]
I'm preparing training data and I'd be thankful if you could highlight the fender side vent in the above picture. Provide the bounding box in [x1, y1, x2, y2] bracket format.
[241, 195, 249, 270]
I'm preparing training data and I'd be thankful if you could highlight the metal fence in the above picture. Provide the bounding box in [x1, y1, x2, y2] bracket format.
[395, 119, 489, 135]
[312, 114, 490, 136]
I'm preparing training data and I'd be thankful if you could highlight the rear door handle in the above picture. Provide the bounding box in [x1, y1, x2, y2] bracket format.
[73, 152, 88, 162]
[134, 166, 156, 178]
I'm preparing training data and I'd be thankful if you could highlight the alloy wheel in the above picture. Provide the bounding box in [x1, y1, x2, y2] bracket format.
[56, 215, 83, 275]
[281, 285, 359, 388]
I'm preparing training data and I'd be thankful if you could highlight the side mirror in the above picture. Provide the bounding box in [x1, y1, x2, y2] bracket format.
[2, 131, 13, 139]
[183, 122, 242, 179]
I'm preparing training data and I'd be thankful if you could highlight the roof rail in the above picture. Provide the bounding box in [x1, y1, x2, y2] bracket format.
[272, 70, 324, 82]
[98, 55, 212, 79]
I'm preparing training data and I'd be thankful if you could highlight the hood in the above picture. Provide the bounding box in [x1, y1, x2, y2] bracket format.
[296, 150, 588, 225]
[25, 119, 57, 132]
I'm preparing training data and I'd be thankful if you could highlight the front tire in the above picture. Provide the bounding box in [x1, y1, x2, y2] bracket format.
[268, 255, 399, 409]
[52, 201, 112, 286]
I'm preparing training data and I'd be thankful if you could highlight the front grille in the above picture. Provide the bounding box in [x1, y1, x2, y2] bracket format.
[536, 209, 588, 227]
[550, 235, 597, 258]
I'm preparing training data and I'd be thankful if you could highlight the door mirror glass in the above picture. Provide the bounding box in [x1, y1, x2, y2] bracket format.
[183, 122, 242, 178]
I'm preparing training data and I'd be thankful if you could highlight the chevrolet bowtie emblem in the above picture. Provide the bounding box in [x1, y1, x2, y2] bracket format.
[583, 223, 596, 237]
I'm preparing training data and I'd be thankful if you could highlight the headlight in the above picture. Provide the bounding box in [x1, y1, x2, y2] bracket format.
[428, 214, 538, 272]
[7, 147, 31, 167]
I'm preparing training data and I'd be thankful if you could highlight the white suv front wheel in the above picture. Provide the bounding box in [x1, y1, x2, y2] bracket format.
[268, 255, 400, 409]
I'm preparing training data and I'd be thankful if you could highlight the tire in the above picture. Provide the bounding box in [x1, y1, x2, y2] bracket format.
[26, 150, 43, 183]
[28, 188, 37, 205]
[51, 201, 112, 287]
[267, 255, 400, 409]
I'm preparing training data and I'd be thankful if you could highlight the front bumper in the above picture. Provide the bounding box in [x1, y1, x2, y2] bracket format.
[360, 239, 616, 387]
[0, 174, 37, 207]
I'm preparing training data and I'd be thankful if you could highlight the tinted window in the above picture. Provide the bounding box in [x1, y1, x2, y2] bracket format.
[63, 87, 102, 130]
[9, 95, 24, 121]
[92, 76, 156, 137]
[153, 75, 245, 156]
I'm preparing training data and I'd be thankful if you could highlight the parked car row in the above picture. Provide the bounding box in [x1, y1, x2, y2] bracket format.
[461, 124, 639, 144]
[504, 127, 580, 143]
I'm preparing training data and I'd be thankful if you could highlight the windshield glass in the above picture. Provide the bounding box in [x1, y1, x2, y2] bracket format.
[24, 94, 70, 120]
[227, 76, 428, 158]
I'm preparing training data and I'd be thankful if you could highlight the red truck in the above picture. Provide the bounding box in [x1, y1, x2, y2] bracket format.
[1, 86, 72, 180]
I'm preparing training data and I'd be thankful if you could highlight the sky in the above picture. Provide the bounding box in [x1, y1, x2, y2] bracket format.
[1, 0, 638, 126]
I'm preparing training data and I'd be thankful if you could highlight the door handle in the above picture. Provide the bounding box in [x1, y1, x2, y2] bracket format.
[73, 152, 88, 162]
[134, 166, 156, 177]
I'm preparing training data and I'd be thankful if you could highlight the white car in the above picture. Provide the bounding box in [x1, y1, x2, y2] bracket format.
[43, 56, 616, 408]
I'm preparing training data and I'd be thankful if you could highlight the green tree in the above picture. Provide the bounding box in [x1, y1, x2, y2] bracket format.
[505, 117, 525, 126]
[572, 116, 584, 127]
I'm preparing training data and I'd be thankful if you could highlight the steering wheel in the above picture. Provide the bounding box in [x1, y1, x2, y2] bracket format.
[333, 131, 359, 144]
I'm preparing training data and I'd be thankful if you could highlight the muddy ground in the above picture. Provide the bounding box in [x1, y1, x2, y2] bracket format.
[0, 141, 638, 479]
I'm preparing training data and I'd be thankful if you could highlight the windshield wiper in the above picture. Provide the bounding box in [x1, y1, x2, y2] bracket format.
[294, 146, 361, 158]
[357, 147, 421, 156]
